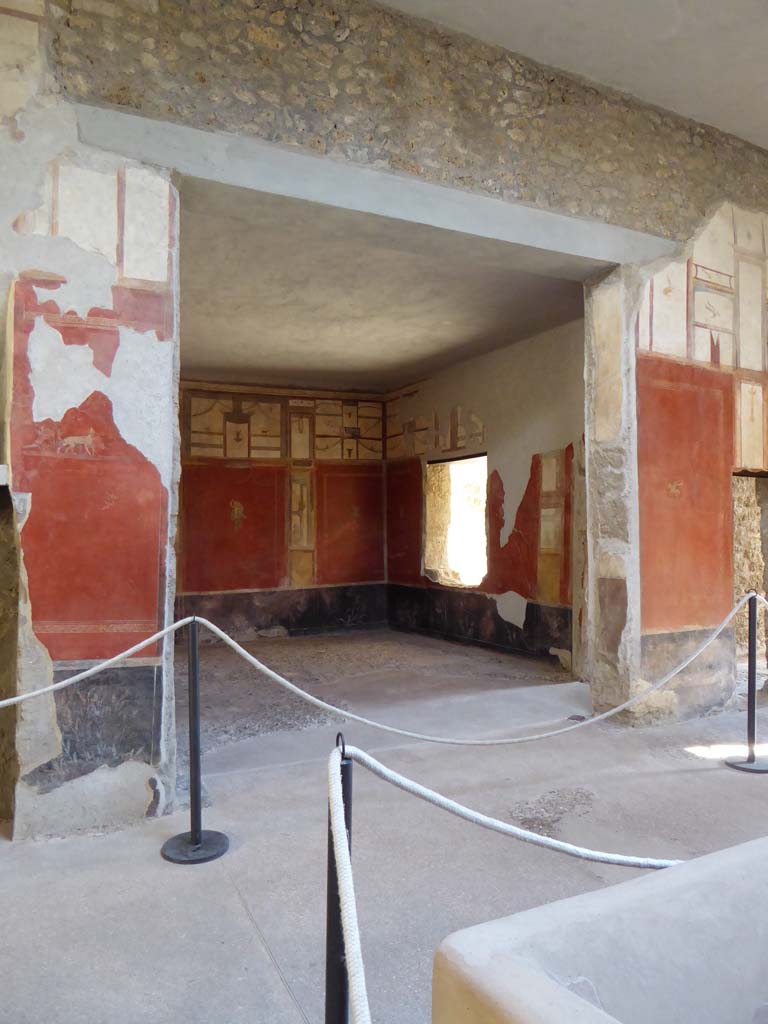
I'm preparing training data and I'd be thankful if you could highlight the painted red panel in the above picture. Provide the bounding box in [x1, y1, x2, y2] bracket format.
[181, 463, 288, 592]
[638, 354, 734, 631]
[22, 409, 166, 661]
[385, 458, 423, 584]
[482, 460, 541, 600]
[11, 279, 170, 661]
[316, 463, 385, 584]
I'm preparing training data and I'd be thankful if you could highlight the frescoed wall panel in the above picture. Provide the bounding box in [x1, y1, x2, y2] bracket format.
[180, 464, 288, 593]
[637, 355, 734, 632]
[315, 464, 385, 585]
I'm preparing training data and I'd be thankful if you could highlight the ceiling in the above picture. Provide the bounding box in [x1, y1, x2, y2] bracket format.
[384, 0, 768, 151]
[179, 176, 589, 391]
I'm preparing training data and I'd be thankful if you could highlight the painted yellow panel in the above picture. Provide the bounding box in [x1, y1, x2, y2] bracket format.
[190, 396, 232, 434]
[315, 414, 343, 436]
[224, 420, 249, 459]
[539, 506, 563, 553]
[245, 401, 281, 437]
[739, 381, 764, 470]
[358, 439, 382, 460]
[290, 415, 311, 459]
[289, 550, 314, 588]
[537, 551, 561, 606]
[651, 262, 688, 357]
[342, 403, 358, 428]
[386, 434, 406, 458]
[359, 415, 382, 439]
[315, 399, 342, 415]
[738, 260, 765, 371]
[315, 437, 342, 459]
[541, 454, 559, 494]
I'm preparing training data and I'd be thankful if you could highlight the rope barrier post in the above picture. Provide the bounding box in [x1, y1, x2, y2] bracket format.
[726, 594, 768, 774]
[161, 619, 230, 863]
[326, 734, 352, 1024]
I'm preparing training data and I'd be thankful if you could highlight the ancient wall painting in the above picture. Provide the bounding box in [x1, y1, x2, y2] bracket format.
[181, 385, 385, 595]
[385, 398, 485, 459]
[10, 269, 175, 661]
[635, 203, 768, 473]
[14, 156, 173, 289]
[184, 389, 383, 462]
[8, 149, 176, 663]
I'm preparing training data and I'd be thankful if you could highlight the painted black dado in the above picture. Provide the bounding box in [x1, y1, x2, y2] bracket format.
[23, 665, 161, 793]
[176, 583, 388, 638]
[387, 584, 571, 657]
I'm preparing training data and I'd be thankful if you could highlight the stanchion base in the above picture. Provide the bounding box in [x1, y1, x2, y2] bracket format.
[161, 830, 229, 864]
[725, 756, 768, 774]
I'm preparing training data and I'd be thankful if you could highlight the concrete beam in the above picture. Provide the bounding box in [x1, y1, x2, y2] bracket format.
[75, 105, 677, 282]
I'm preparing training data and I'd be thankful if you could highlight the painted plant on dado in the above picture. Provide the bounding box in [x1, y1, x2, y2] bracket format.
[0, 1, 180, 837]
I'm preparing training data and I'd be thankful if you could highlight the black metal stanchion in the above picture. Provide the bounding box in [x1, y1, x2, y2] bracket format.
[726, 594, 768, 773]
[161, 619, 230, 863]
[325, 734, 352, 1024]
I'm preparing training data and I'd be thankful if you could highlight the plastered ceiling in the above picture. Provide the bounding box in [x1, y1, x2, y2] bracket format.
[180, 176, 588, 391]
[383, 0, 768, 150]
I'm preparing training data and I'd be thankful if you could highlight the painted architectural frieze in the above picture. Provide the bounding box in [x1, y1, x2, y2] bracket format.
[635, 203, 768, 471]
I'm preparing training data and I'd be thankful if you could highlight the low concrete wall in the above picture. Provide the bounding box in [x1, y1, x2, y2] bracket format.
[434, 836, 768, 1023]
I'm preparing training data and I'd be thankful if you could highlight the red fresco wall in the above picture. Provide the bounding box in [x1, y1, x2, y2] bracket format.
[385, 452, 572, 605]
[11, 275, 171, 660]
[483, 461, 541, 599]
[315, 464, 385, 584]
[385, 458, 424, 584]
[637, 353, 734, 631]
[180, 464, 288, 592]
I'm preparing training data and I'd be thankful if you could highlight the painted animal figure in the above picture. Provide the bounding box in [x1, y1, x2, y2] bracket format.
[59, 428, 97, 456]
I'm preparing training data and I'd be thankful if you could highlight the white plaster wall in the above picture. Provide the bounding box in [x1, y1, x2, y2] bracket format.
[396, 318, 585, 625]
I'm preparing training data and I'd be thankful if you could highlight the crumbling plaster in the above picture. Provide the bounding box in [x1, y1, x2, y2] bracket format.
[0, 2, 181, 836]
[49, 0, 768, 242]
[395, 318, 584, 630]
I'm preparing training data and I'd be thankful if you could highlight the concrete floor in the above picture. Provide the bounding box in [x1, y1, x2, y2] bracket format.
[3, 629, 768, 1024]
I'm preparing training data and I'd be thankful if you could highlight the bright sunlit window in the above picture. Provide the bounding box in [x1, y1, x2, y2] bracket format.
[424, 455, 488, 587]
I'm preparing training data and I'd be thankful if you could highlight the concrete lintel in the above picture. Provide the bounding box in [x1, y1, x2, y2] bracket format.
[75, 104, 677, 278]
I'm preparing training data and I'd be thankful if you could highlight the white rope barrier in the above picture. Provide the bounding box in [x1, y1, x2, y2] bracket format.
[0, 594, 755, 748]
[340, 745, 682, 869]
[327, 743, 683, 1024]
[328, 747, 373, 1024]
[0, 617, 194, 710]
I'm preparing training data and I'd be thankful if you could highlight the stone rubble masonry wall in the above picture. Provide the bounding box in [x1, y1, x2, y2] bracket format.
[0, 489, 20, 822]
[50, 0, 768, 242]
[733, 477, 766, 654]
[583, 270, 642, 713]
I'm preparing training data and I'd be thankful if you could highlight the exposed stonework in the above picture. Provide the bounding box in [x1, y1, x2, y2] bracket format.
[0, 489, 20, 822]
[584, 272, 642, 713]
[733, 476, 766, 654]
[49, 0, 768, 241]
